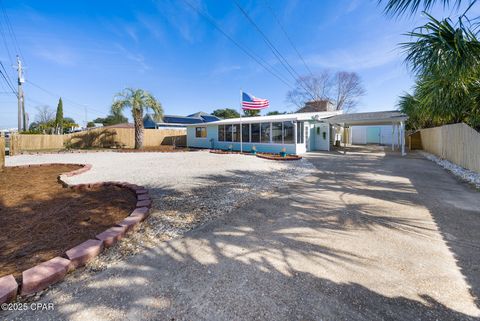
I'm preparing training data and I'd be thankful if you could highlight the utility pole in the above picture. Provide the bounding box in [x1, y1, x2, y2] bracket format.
[16, 56, 25, 132]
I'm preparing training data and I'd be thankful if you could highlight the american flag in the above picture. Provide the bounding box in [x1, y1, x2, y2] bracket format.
[241, 92, 269, 110]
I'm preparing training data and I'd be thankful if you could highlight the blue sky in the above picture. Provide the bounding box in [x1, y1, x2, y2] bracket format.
[0, 0, 456, 128]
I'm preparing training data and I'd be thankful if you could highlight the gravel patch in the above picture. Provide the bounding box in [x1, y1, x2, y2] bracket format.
[419, 151, 480, 189]
[6, 151, 315, 271]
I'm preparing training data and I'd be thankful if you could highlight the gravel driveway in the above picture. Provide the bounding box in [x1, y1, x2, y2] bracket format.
[6, 150, 314, 265]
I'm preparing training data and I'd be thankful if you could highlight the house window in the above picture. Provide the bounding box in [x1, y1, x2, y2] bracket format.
[218, 125, 225, 141]
[233, 124, 240, 142]
[195, 127, 207, 138]
[251, 123, 260, 143]
[242, 124, 250, 143]
[297, 122, 304, 144]
[225, 124, 232, 141]
[260, 122, 271, 143]
[272, 122, 282, 143]
[283, 121, 294, 144]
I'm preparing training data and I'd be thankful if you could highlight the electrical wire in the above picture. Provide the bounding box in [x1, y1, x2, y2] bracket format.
[263, 0, 314, 77]
[26, 80, 106, 117]
[181, 0, 295, 89]
[232, 0, 316, 101]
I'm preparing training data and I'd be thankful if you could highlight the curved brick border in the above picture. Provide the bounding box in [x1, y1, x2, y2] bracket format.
[255, 153, 302, 161]
[209, 150, 252, 155]
[0, 163, 151, 302]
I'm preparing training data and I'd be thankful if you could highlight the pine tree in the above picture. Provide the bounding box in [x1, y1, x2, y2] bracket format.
[55, 98, 64, 134]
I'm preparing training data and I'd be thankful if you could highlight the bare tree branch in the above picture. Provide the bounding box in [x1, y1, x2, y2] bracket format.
[286, 70, 365, 112]
[334, 72, 366, 112]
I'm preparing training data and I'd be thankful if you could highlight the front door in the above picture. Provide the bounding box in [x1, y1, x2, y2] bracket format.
[366, 127, 381, 144]
[314, 123, 330, 151]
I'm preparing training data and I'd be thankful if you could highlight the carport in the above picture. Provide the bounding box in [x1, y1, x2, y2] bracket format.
[326, 111, 408, 156]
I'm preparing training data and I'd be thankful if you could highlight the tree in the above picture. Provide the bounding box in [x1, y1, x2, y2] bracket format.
[381, 0, 474, 16]
[382, 0, 480, 129]
[93, 113, 128, 126]
[286, 71, 331, 108]
[212, 108, 240, 119]
[243, 109, 261, 117]
[111, 88, 163, 149]
[86, 121, 96, 128]
[286, 71, 365, 111]
[62, 117, 78, 133]
[35, 106, 54, 124]
[266, 111, 287, 116]
[55, 98, 64, 134]
[334, 72, 366, 112]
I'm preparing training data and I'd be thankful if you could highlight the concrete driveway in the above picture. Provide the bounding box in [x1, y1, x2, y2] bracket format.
[5, 146, 480, 321]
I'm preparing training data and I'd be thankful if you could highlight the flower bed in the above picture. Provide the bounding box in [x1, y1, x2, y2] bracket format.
[0, 163, 152, 303]
[256, 153, 302, 161]
[209, 149, 252, 155]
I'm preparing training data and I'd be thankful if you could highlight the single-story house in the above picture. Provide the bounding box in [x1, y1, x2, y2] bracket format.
[144, 112, 221, 129]
[186, 110, 408, 155]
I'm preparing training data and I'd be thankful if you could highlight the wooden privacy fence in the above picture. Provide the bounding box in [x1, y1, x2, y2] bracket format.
[10, 128, 186, 154]
[10, 134, 65, 155]
[0, 136, 5, 169]
[415, 123, 480, 173]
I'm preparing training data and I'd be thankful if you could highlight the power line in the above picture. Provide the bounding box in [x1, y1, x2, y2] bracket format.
[232, 0, 316, 100]
[0, 0, 25, 63]
[26, 80, 106, 117]
[0, 60, 15, 93]
[0, 62, 17, 96]
[180, 0, 295, 89]
[263, 0, 314, 77]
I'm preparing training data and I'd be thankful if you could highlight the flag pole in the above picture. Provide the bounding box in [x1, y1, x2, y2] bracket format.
[239, 89, 243, 153]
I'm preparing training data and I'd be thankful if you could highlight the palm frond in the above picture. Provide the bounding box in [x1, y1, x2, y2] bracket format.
[380, 0, 470, 16]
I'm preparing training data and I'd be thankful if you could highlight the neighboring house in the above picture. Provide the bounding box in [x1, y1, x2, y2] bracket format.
[186, 110, 408, 155]
[144, 112, 221, 129]
[297, 100, 335, 113]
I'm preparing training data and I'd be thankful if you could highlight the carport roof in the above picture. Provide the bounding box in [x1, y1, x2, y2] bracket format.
[325, 110, 408, 126]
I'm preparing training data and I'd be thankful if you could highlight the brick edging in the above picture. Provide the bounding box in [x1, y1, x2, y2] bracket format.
[255, 154, 302, 161]
[0, 163, 151, 302]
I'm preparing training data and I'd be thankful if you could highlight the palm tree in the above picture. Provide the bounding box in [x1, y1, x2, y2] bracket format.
[111, 88, 163, 149]
[382, 0, 480, 129]
[381, 0, 474, 16]
[400, 15, 480, 129]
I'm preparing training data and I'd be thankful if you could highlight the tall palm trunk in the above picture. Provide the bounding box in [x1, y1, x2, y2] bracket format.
[133, 109, 144, 149]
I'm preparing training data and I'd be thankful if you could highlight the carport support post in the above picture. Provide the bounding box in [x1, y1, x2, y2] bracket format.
[343, 125, 347, 155]
[400, 121, 406, 156]
[391, 123, 395, 151]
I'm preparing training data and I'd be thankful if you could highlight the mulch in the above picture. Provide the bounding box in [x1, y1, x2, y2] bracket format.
[0, 164, 137, 280]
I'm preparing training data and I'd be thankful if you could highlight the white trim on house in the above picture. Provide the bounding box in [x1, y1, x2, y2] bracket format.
[185, 111, 342, 126]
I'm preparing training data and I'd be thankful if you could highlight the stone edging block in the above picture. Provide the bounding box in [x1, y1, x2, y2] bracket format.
[0, 275, 18, 304]
[95, 225, 128, 247]
[20, 257, 70, 296]
[66, 239, 104, 270]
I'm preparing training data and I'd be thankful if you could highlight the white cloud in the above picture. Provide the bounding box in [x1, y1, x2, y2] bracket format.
[305, 36, 402, 71]
[34, 45, 78, 66]
[114, 43, 149, 72]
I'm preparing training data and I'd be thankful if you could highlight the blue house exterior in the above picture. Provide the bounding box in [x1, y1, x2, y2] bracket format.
[186, 111, 342, 155]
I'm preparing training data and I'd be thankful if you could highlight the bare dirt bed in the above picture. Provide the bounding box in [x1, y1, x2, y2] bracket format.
[0, 164, 136, 279]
